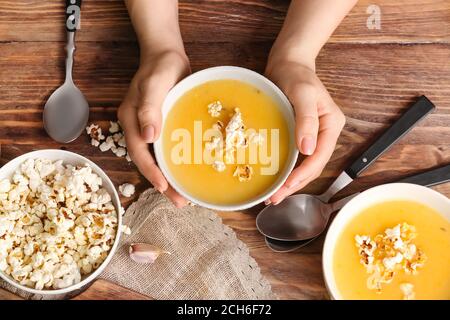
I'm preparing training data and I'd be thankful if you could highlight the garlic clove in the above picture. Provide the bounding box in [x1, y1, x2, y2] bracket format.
[128, 243, 171, 264]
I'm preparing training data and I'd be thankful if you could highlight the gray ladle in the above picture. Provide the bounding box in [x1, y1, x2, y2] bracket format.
[43, 0, 89, 143]
[257, 96, 435, 241]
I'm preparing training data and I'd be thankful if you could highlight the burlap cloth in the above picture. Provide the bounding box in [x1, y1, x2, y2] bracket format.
[0, 188, 275, 300]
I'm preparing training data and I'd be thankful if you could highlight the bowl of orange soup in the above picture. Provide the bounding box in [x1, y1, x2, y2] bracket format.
[154, 66, 298, 211]
[323, 183, 450, 300]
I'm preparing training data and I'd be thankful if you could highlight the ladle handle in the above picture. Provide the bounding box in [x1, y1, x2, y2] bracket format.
[325, 164, 450, 218]
[64, 0, 82, 83]
[397, 164, 450, 187]
[66, 0, 82, 32]
[344, 96, 435, 179]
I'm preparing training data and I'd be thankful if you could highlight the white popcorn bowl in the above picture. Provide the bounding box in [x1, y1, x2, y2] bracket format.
[0, 149, 122, 296]
[154, 66, 299, 211]
[322, 183, 450, 300]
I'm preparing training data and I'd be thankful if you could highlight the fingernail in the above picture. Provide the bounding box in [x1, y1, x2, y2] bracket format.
[264, 199, 271, 206]
[142, 125, 155, 143]
[301, 136, 315, 155]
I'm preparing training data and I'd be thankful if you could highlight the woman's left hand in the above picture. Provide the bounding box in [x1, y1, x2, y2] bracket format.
[265, 59, 346, 205]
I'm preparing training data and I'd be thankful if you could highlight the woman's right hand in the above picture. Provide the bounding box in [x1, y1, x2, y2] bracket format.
[118, 50, 191, 207]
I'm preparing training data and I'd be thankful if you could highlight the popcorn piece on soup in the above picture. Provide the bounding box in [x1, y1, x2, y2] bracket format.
[207, 101, 223, 118]
[233, 165, 253, 182]
[249, 132, 264, 145]
[0, 158, 118, 290]
[225, 108, 247, 160]
[212, 120, 224, 131]
[400, 283, 415, 300]
[205, 136, 221, 151]
[119, 183, 135, 198]
[212, 160, 226, 173]
[226, 108, 244, 132]
[355, 223, 426, 295]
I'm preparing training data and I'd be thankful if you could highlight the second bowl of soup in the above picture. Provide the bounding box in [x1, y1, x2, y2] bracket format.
[154, 66, 298, 210]
[323, 183, 450, 300]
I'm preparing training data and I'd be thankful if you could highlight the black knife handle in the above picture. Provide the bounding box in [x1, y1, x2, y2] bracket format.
[345, 95, 435, 179]
[398, 164, 450, 187]
[66, 0, 82, 32]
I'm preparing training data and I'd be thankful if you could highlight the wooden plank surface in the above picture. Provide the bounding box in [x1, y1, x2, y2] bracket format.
[0, 287, 23, 300]
[72, 279, 152, 300]
[0, 0, 449, 300]
[0, 279, 151, 300]
[0, 0, 449, 43]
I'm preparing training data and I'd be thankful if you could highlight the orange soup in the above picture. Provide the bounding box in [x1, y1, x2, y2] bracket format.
[162, 79, 290, 205]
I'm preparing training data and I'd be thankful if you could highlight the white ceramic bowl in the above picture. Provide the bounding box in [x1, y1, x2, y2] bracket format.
[0, 149, 122, 295]
[154, 66, 298, 211]
[322, 183, 450, 300]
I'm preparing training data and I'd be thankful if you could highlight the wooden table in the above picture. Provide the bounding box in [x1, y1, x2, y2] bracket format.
[0, 0, 449, 300]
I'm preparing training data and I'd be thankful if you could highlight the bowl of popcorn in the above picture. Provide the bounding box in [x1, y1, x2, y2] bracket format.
[0, 149, 122, 295]
[154, 66, 298, 211]
[322, 183, 450, 300]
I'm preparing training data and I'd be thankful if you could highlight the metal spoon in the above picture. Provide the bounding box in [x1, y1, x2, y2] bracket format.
[264, 164, 450, 252]
[43, 0, 88, 143]
[263, 195, 356, 252]
[264, 237, 317, 252]
[257, 96, 435, 241]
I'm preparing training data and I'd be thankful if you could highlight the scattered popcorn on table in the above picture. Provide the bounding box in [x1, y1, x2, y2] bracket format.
[109, 121, 120, 134]
[355, 223, 426, 297]
[112, 133, 122, 143]
[118, 136, 127, 148]
[86, 121, 132, 163]
[99, 136, 115, 152]
[121, 225, 131, 235]
[118, 183, 135, 198]
[0, 159, 118, 290]
[112, 146, 127, 158]
[86, 124, 105, 147]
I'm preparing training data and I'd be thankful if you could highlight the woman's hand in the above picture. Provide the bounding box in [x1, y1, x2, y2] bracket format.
[118, 50, 191, 207]
[263, 0, 356, 205]
[265, 59, 345, 205]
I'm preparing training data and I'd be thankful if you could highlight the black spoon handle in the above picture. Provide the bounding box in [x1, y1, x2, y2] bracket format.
[344, 96, 435, 179]
[397, 164, 450, 187]
[66, 0, 82, 32]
